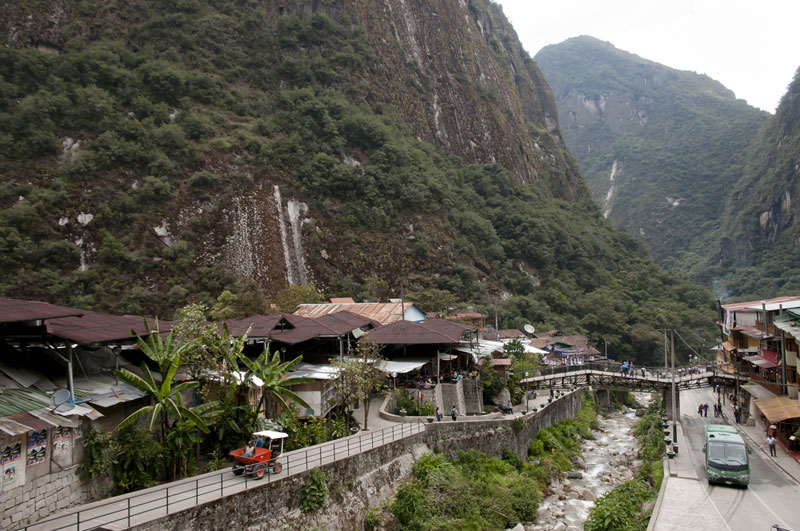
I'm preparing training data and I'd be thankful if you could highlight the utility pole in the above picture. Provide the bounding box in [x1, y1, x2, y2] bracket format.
[780, 304, 787, 395]
[671, 329, 677, 443]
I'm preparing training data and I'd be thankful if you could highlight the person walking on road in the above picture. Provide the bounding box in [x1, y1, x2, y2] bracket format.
[703, 403, 709, 417]
[450, 405, 458, 422]
[767, 434, 778, 456]
[698, 404, 704, 416]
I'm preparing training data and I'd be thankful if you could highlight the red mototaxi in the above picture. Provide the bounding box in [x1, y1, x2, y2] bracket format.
[229, 430, 288, 479]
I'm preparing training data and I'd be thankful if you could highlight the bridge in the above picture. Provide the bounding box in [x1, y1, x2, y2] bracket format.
[521, 363, 747, 417]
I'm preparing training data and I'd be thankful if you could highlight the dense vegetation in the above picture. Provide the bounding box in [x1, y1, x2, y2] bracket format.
[387, 390, 598, 530]
[0, 2, 719, 365]
[535, 36, 770, 289]
[712, 67, 800, 300]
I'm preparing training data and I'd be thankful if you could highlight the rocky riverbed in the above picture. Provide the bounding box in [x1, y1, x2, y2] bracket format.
[526, 394, 651, 531]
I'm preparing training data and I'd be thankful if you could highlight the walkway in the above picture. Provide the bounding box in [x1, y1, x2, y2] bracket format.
[20, 418, 424, 531]
[522, 366, 744, 392]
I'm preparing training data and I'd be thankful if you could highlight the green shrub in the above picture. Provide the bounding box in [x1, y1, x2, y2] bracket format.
[300, 468, 329, 513]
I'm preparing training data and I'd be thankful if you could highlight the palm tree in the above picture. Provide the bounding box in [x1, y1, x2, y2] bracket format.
[239, 348, 314, 421]
[116, 324, 209, 450]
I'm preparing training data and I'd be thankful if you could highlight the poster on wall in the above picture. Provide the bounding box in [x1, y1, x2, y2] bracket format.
[0, 440, 25, 490]
[51, 427, 72, 468]
[27, 429, 47, 466]
[3, 462, 16, 489]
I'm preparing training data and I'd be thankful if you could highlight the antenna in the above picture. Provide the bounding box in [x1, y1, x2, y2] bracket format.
[523, 324, 535, 335]
[50, 389, 71, 410]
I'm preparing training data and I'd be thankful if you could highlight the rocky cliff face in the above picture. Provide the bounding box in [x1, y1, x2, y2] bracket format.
[0, 0, 588, 310]
[714, 67, 800, 279]
[535, 36, 768, 272]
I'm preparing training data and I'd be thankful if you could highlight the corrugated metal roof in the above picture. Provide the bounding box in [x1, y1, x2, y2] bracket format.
[224, 313, 332, 344]
[0, 417, 33, 436]
[0, 388, 50, 417]
[47, 311, 169, 344]
[722, 296, 800, 311]
[295, 302, 420, 325]
[0, 297, 84, 323]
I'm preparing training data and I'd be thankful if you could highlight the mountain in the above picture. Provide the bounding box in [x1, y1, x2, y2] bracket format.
[534, 36, 770, 277]
[711, 66, 800, 298]
[0, 1, 717, 363]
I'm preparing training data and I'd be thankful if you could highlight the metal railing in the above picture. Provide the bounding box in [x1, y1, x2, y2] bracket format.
[21, 420, 426, 531]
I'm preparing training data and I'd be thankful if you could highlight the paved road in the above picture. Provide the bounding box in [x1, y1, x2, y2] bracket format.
[680, 388, 800, 531]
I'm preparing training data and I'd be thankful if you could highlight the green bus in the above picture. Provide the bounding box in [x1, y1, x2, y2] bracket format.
[702, 424, 751, 487]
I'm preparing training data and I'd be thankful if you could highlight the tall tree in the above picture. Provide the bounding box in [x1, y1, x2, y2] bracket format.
[116, 323, 209, 478]
[332, 339, 387, 430]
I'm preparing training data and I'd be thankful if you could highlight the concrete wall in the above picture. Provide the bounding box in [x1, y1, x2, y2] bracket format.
[128, 390, 587, 530]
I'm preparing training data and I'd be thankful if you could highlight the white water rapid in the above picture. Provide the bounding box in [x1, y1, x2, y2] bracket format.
[529, 393, 652, 531]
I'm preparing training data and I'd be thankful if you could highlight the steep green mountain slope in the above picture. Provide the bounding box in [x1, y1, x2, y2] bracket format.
[534, 36, 769, 276]
[711, 67, 800, 298]
[0, 1, 717, 364]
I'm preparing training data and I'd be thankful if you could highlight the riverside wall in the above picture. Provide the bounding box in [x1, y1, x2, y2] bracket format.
[129, 389, 589, 531]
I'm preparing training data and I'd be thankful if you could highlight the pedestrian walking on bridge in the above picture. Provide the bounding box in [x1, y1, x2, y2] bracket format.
[703, 403, 708, 417]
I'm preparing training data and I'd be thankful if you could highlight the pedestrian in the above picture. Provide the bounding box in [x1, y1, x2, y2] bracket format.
[767, 434, 777, 456]
[734, 406, 740, 424]
[641, 367, 646, 377]
[450, 405, 458, 422]
[435, 407, 442, 422]
[698, 404, 704, 416]
[703, 403, 708, 417]
[550, 387, 554, 398]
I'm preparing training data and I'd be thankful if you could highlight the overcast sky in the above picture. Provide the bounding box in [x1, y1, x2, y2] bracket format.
[495, 0, 800, 113]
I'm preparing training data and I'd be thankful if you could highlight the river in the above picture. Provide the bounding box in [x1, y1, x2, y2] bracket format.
[528, 393, 652, 531]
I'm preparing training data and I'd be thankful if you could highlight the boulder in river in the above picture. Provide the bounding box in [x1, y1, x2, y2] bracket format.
[566, 471, 583, 479]
[570, 456, 587, 470]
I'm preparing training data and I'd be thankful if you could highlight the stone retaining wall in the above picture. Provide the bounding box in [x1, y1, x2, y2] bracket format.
[128, 389, 587, 530]
[2, 466, 99, 530]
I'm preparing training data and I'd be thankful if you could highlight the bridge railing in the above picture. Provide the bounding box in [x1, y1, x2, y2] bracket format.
[530, 363, 722, 383]
[20, 420, 426, 531]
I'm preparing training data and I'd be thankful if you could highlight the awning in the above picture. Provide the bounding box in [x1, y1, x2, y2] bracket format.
[754, 396, 800, 423]
[380, 359, 429, 374]
[743, 355, 777, 369]
[722, 341, 736, 352]
[437, 352, 458, 361]
[741, 384, 776, 400]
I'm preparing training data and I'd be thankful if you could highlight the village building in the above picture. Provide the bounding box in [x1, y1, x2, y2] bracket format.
[718, 296, 800, 454]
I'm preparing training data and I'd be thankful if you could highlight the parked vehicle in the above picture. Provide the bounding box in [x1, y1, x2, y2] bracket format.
[229, 430, 288, 479]
[702, 424, 751, 487]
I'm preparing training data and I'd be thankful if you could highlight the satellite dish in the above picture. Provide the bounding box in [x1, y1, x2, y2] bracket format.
[351, 328, 365, 339]
[51, 389, 71, 407]
[523, 324, 535, 335]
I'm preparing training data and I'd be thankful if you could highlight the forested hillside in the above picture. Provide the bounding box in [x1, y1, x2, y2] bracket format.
[0, 1, 718, 364]
[712, 67, 800, 299]
[535, 36, 769, 278]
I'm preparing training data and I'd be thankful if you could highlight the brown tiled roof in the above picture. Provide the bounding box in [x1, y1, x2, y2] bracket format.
[312, 310, 381, 335]
[360, 321, 459, 345]
[0, 297, 83, 324]
[295, 302, 417, 325]
[498, 329, 524, 339]
[224, 313, 330, 345]
[419, 319, 475, 342]
[46, 311, 168, 344]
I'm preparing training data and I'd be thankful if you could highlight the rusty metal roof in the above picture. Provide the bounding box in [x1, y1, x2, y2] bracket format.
[0, 297, 84, 323]
[46, 311, 168, 344]
[295, 302, 417, 325]
[361, 321, 459, 345]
